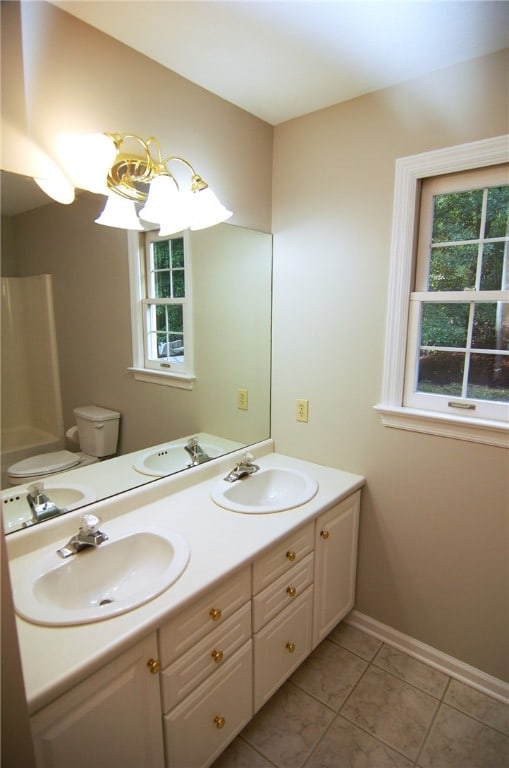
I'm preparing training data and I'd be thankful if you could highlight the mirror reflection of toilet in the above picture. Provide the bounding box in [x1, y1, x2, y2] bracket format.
[7, 406, 120, 486]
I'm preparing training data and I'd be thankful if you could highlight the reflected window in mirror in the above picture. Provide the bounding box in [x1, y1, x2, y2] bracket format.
[128, 231, 195, 389]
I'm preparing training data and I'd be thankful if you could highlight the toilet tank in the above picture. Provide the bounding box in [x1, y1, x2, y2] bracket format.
[73, 405, 120, 457]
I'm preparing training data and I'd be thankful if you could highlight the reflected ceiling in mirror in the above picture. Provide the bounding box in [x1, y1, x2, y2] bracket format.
[1, 170, 272, 532]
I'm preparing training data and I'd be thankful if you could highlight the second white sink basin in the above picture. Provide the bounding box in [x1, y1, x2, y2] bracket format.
[211, 467, 318, 514]
[133, 442, 221, 477]
[12, 528, 190, 626]
[2, 482, 96, 533]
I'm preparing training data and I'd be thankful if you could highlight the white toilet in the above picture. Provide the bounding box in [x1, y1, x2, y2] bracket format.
[7, 405, 120, 486]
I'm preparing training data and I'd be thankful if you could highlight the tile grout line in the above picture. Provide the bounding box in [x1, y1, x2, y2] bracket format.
[333, 638, 453, 766]
[295, 638, 439, 765]
[412, 676, 452, 767]
[337, 652, 431, 766]
[237, 734, 280, 768]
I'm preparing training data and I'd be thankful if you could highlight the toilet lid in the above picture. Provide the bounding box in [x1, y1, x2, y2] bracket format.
[8, 450, 81, 478]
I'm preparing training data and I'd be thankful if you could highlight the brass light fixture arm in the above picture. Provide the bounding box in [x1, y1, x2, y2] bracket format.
[162, 156, 209, 192]
[104, 133, 162, 202]
[102, 133, 210, 202]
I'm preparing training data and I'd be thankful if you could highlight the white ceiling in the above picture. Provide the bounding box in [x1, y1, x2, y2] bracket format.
[50, 1, 509, 125]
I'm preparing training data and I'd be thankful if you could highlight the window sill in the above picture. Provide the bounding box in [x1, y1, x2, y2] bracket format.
[374, 404, 508, 448]
[128, 367, 195, 390]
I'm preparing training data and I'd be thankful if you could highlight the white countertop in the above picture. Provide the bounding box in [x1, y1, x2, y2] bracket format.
[7, 441, 364, 715]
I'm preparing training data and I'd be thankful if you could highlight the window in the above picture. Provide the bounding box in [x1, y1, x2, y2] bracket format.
[376, 136, 509, 447]
[405, 166, 508, 419]
[128, 230, 194, 389]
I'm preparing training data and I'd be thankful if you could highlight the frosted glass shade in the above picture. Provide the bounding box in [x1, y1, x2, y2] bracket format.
[189, 187, 233, 230]
[34, 173, 75, 205]
[95, 195, 144, 230]
[56, 132, 117, 195]
[158, 192, 193, 236]
[139, 174, 179, 224]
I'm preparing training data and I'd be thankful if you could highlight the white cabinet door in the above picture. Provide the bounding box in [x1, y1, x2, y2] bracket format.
[313, 491, 360, 648]
[31, 634, 164, 768]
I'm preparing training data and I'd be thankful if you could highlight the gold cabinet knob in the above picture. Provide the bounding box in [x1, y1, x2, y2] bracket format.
[320, 529, 330, 540]
[209, 608, 222, 621]
[214, 715, 226, 729]
[286, 642, 296, 653]
[211, 649, 224, 664]
[286, 586, 297, 598]
[286, 550, 296, 561]
[147, 658, 161, 674]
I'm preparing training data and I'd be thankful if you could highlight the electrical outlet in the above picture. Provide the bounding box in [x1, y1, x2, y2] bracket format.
[237, 388, 249, 410]
[296, 398, 309, 422]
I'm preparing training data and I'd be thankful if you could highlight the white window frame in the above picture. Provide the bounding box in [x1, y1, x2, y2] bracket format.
[127, 230, 195, 389]
[375, 135, 509, 448]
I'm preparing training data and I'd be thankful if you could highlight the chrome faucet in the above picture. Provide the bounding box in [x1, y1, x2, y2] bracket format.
[185, 437, 211, 466]
[23, 482, 66, 527]
[57, 513, 108, 558]
[224, 452, 260, 482]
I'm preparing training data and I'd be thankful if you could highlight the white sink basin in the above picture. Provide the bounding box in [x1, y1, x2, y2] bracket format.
[12, 528, 190, 626]
[2, 483, 96, 533]
[133, 442, 221, 477]
[211, 467, 318, 514]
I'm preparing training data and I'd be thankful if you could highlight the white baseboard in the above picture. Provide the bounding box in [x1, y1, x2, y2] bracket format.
[346, 610, 509, 705]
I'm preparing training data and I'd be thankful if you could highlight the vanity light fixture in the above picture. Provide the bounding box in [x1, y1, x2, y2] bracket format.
[35, 132, 233, 234]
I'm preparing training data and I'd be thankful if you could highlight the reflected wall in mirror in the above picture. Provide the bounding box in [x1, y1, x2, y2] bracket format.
[1, 170, 272, 532]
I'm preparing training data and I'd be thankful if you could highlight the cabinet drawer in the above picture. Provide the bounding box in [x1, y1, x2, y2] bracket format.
[253, 586, 313, 712]
[252, 522, 313, 594]
[253, 552, 314, 632]
[161, 602, 251, 712]
[159, 567, 250, 667]
[164, 641, 252, 768]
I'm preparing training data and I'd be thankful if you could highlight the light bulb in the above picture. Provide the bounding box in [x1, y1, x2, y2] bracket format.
[55, 132, 117, 194]
[34, 173, 75, 204]
[158, 191, 193, 236]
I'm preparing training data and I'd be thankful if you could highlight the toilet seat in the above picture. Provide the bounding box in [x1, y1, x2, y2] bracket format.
[8, 450, 81, 480]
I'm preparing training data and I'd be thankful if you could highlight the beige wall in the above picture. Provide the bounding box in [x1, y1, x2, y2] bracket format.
[1, 520, 36, 767]
[271, 48, 509, 682]
[192, 224, 272, 443]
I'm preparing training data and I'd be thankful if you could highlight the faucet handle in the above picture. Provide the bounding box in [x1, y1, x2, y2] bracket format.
[28, 481, 44, 496]
[79, 513, 102, 534]
[242, 452, 255, 464]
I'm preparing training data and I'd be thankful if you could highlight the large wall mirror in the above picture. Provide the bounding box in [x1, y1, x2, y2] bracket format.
[1, 170, 272, 532]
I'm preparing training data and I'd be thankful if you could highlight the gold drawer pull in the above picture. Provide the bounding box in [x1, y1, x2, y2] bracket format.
[286, 642, 296, 653]
[209, 608, 222, 621]
[286, 586, 297, 598]
[320, 529, 330, 540]
[214, 715, 226, 729]
[147, 658, 161, 674]
[286, 550, 296, 561]
[211, 649, 224, 664]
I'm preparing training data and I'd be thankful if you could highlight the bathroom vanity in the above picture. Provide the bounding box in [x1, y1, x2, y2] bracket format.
[7, 441, 364, 768]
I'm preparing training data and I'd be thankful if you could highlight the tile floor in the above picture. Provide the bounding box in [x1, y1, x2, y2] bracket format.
[212, 622, 509, 768]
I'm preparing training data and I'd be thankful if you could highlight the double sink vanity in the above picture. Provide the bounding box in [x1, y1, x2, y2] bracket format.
[7, 440, 364, 768]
